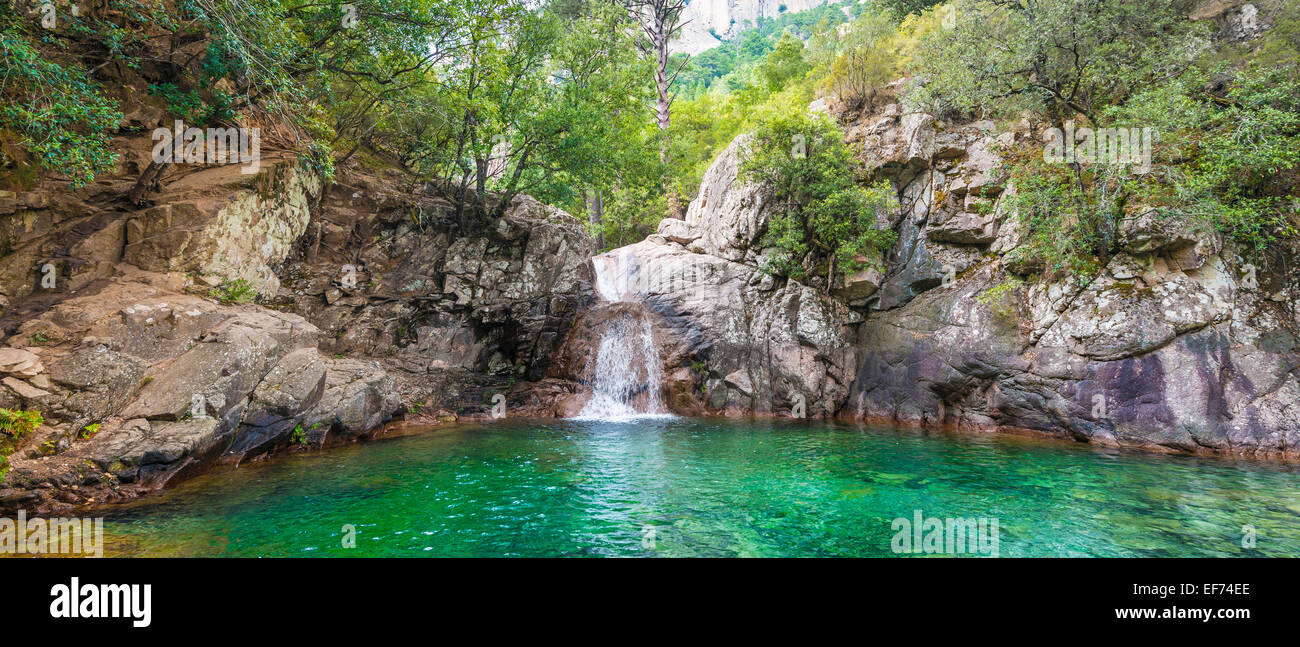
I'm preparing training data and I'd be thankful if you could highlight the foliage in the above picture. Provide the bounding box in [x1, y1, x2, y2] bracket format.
[207, 278, 257, 304]
[0, 11, 122, 188]
[909, 0, 1207, 126]
[673, 1, 856, 99]
[818, 9, 903, 111]
[0, 408, 43, 439]
[741, 113, 897, 284]
[876, 0, 945, 15]
[1004, 65, 1300, 275]
[404, 0, 655, 229]
[758, 31, 811, 92]
[976, 277, 1023, 322]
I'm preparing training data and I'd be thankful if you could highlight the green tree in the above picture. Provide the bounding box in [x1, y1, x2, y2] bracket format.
[741, 113, 896, 287]
[759, 31, 810, 92]
[819, 9, 901, 111]
[0, 10, 121, 188]
[911, 0, 1206, 127]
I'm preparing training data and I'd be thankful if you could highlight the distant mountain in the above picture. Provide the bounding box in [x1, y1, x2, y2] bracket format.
[672, 0, 833, 55]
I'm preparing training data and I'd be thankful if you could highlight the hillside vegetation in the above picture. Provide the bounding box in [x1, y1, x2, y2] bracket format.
[2, 0, 1298, 280]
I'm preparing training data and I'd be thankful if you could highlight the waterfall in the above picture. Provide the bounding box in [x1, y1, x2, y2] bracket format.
[574, 251, 672, 421]
[592, 249, 635, 302]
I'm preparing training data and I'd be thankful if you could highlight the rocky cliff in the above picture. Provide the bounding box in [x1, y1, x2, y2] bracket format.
[672, 0, 833, 55]
[546, 91, 1300, 460]
[0, 130, 594, 511]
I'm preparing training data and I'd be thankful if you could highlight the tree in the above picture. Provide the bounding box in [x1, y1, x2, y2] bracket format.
[819, 10, 900, 111]
[758, 31, 810, 92]
[910, 0, 1206, 127]
[0, 10, 121, 189]
[413, 0, 654, 228]
[118, 0, 466, 203]
[741, 113, 896, 288]
[626, 0, 690, 130]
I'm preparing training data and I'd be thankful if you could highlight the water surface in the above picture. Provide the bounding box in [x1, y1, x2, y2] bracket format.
[97, 418, 1300, 557]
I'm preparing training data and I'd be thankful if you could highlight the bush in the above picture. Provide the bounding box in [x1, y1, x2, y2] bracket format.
[0, 16, 122, 188]
[0, 407, 43, 482]
[741, 113, 897, 285]
[1003, 65, 1300, 275]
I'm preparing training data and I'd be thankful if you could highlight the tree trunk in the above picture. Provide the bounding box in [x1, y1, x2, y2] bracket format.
[630, 0, 688, 134]
[587, 188, 605, 250]
[128, 160, 168, 205]
[652, 11, 671, 131]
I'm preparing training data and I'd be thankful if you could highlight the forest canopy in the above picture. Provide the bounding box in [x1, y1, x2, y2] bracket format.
[2, 0, 1298, 285]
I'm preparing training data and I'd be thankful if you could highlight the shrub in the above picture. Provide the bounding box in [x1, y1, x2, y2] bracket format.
[741, 112, 897, 285]
[0, 16, 122, 188]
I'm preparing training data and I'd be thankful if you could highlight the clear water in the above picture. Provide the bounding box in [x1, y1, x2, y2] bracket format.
[94, 418, 1300, 557]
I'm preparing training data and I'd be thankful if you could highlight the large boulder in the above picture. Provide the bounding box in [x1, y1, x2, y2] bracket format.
[682, 135, 773, 264]
[124, 161, 321, 296]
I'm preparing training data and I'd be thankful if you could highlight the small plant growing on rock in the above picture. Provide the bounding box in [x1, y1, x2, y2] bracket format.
[290, 424, 307, 445]
[742, 113, 897, 287]
[976, 278, 1025, 324]
[80, 422, 101, 440]
[207, 278, 257, 305]
[0, 408, 43, 438]
[0, 408, 42, 482]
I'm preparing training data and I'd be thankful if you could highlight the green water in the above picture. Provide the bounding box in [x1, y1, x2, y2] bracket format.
[96, 418, 1300, 557]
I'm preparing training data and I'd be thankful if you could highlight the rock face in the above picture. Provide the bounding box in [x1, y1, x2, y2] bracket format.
[0, 150, 594, 511]
[672, 0, 832, 55]
[0, 270, 403, 510]
[123, 160, 321, 296]
[543, 94, 1300, 460]
[535, 138, 855, 418]
[270, 166, 595, 413]
[834, 97, 1300, 459]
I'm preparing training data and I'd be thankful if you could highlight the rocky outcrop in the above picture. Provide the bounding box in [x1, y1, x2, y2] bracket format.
[540, 90, 1300, 460]
[0, 150, 594, 511]
[530, 136, 856, 418]
[837, 96, 1300, 459]
[672, 0, 832, 55]
[123, 160, 321, 296]
[270, 165, 595, 413]
[0, 268, 401, 511]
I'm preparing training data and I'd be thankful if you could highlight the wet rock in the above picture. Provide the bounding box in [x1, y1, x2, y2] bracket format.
[303, 358, 402, 438]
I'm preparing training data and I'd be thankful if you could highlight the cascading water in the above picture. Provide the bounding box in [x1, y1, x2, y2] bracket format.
[574, 250, 672, 421]
[592, 248, 635, 302]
